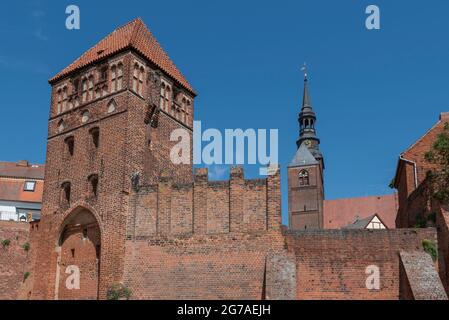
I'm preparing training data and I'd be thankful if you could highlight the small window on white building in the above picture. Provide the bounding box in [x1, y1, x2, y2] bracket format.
[24, 181, 36, 192]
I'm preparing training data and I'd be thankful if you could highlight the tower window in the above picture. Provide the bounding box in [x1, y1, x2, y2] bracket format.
[117, 63, 123, 90]
[82, 79, 88, 102]
[56, 89, 62, 114]
[90, 127, 100, 148]
[62, 87, 68, 112]
[160, 83, 166, 111]
[111, 65, 117, 92]
[73, 79, 79, 93]
[61, 182, 71, 206]
[100, 66, 108, 81]
[138, 67, 144, 96]
[133, 64, 139, 93]
[65, 136, 75, 156]
[88, 174, 99, 197]
[165, 86, 171, 113]
[88, 76, 94, 101]
[299, 170, 309, 186]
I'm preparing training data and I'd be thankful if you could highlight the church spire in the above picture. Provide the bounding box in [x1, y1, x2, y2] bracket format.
[296, 65, 322, 160]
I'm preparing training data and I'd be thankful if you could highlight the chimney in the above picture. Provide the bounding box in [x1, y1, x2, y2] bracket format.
[16, 160, 29, 167]
[439, 112, 449, 121]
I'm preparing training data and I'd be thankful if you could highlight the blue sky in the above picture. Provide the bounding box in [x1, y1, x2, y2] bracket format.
[1, 1, 449, 224]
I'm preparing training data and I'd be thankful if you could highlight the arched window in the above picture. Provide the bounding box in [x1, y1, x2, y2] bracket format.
[165, 86, 171, 113]
[117, 63, 123, 90]
[111, 65, 117, 92]
[82, 79, 88, 102]
[64, 136, 75, 156]
[62, 87, 68, 112]
[299, 170, 309, 186]
[133, 64, 139, 93]
[61, 182, 71, 206]
[88, 76, 94, 101]
[138, 67, 144, 95]
[89, 127, 100, 148]
[88, 174, 99, 197]
[160, 83, 166, 111]
[57, 89, 62, 114]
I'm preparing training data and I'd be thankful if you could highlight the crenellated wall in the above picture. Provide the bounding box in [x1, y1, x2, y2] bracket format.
[121, 166, 292, 300]
[126, 166, 281, 239]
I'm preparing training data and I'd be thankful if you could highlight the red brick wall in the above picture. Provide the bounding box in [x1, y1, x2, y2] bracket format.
[285, 228, 437, 300]
[127, 167, 280, 239]
[122, 167, 286, 300]
[122, 232, 287, 300]
[0, 221, 32, 300]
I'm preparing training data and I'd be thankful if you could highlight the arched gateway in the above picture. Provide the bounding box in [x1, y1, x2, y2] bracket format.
[55, 207, 101, 300]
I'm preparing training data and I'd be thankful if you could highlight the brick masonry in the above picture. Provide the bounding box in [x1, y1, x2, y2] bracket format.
[284, 228, 439, 300]
[400, 251, 448, 300]
[0, 221, 34, 300]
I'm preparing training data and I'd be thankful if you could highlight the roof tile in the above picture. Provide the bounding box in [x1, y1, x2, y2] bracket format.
[49, 18, 195, 95]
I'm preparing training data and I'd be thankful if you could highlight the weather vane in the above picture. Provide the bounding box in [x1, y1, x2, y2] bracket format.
[301, 62, 308, 80]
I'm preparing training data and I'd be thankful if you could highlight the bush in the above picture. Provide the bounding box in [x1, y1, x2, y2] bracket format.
[22, 242, 30, 252]
[413, 215, 427, 228]
[1, 239, 11, 248]
[422, 239, 438, 262]
[106, 283, 131, 300]
[23, 272, 30, 282]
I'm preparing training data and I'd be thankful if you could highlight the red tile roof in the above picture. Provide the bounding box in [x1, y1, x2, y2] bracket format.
[323, 193, 398, 229]
[49, 18, 195, 95]
[0, 178, 44, 203]
[0, 161, 44, 180]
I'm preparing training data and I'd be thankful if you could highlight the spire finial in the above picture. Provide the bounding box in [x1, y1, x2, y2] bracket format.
[301, 62, 308, 81]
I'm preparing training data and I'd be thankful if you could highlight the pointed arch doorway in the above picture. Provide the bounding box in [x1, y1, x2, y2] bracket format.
[55, 207, 101, 300]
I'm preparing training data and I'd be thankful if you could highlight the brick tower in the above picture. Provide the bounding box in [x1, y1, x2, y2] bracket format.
[288, 71, 324, 230]
[32, 18, 196, 299]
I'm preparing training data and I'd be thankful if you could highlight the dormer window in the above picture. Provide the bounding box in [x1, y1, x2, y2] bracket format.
[299, 170, 309, 186]
[24, 181, 36, 192]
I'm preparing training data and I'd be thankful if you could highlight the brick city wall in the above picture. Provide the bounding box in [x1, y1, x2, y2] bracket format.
[284, 228, 438, 300]
[121, 167, 290, 300]
[0, 221, 33, 300]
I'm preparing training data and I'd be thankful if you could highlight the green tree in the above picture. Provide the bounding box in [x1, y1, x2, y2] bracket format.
[424, 122, 449, 203]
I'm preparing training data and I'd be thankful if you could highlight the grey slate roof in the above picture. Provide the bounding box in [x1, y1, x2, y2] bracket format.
[288, 142, 318, 167]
